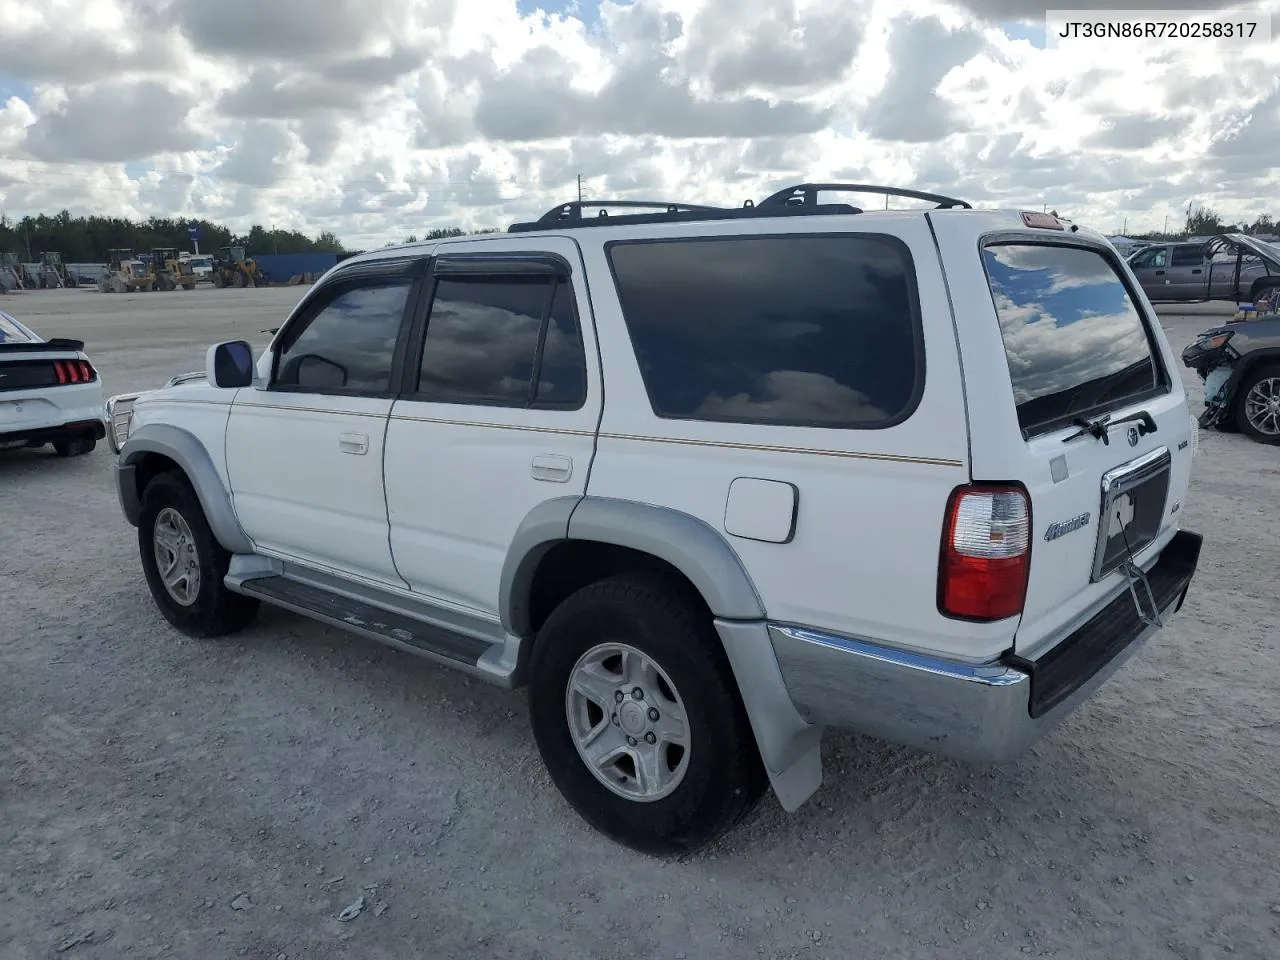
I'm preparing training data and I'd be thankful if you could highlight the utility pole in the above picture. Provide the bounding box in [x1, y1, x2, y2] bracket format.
[577, 174, 583, 203]
[1163, 214, 1169, 236]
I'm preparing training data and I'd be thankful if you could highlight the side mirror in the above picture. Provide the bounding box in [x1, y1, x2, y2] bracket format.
[206, 340, 255, 388]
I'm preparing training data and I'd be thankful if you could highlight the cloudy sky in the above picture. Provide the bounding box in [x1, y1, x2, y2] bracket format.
[0, 0, 1277, 248]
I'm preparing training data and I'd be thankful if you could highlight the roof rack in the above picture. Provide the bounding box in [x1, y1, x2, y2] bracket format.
[505, 181, 969, 233]
[512, 200, 728, 229]
[758, 183, 972, 210]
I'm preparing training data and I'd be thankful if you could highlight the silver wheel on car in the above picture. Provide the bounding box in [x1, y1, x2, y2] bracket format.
[1243, 376, 1280, 436]
[152, 507, 201, 606]
[565, 641, 690, 802]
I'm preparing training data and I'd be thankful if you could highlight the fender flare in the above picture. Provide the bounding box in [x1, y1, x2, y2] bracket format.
[499, 496, 766, 637]
[118, 423, 253, 554]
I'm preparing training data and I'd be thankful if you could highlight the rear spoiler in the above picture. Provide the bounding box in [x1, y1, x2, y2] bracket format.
[0, 337, 85, 353]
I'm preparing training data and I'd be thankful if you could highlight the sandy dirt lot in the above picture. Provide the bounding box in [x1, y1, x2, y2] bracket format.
[1, 288, 1278, 960]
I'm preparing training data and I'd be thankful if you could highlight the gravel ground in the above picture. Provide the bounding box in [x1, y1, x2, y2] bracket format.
[1, 289, 1278, 960]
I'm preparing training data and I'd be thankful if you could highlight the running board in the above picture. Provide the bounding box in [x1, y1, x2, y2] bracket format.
[235, 575, 495, 669]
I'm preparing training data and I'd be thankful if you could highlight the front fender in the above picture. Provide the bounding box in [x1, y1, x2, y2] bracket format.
[118, 423, 253, 554]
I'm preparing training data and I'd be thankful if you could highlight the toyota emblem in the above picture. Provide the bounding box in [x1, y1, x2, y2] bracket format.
[1126, 425, 1141, 447]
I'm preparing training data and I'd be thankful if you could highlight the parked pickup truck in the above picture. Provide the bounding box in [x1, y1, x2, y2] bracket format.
[1127, 234, 1280, 304]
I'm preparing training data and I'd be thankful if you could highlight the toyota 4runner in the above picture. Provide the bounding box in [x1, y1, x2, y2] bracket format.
[106, 184, 1203, 855]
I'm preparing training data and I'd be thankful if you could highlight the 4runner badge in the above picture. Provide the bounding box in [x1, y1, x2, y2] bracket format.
[1044, 512, 1091, 542]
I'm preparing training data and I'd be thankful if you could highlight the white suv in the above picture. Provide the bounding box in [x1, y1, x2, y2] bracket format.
[106, 184, 1202, 854]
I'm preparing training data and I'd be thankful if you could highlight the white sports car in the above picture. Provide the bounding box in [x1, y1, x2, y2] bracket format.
[0, 308, 106, 456]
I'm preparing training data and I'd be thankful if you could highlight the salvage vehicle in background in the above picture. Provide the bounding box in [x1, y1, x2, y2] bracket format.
[1128, 234, 1280, 304]
[1182, 314, 1280, 444]
[0, 309, 106, 456]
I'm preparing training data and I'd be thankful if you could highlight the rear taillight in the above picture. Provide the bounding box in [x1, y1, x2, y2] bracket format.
[939, 485, 1031, 621]
[53, 359, 96, 384]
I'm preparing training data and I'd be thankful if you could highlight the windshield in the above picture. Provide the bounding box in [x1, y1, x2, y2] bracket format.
[0, 311, 37, 344]
[982, 242, 1166, 437]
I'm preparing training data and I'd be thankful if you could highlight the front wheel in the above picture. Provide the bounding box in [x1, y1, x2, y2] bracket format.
[528, 575, 765, 856]
[137, 471, 260, 637]
[1234, 363, 1280, 444]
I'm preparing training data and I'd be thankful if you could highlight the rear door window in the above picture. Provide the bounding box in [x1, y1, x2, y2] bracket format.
[606, 234, 923, 429]
[981, 243, 1166, 437]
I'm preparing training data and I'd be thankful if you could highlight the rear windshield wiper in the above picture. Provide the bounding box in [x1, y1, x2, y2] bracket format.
[1063, 410, 1158, 445]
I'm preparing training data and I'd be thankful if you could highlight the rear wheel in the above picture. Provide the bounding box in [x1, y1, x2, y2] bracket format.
[528, 574, 765, 856]
[1234, 363, 1280, 444]
[137, 471, 260, 637]
[52, 437, 96, 457]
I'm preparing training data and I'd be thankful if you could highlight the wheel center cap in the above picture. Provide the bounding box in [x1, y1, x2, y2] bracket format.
[618, 700, 647, 736]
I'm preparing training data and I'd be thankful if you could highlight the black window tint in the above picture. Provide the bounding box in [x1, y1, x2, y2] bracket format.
[606, 236, 921, 428]
[419, 277, 548, 405]
[534, 281, 587, 406]
[982, 243, 1162, 436]
[275, 281, 410, 393]
[1171, 245, 1204, 266]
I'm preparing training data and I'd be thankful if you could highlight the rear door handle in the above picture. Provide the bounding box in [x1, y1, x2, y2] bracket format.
[1154, 270, 1165, 275]
[339, 432, 369, 455]
[1191, 268, 1202, 274]
[531, 454, 572, 483]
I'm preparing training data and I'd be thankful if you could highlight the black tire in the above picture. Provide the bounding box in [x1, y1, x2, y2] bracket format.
[137, 471, 260, 637]
[528, 574, 765, 856]
[52, 437, 96, 457]
[212, 272, 225, 288]
[233, 271, 247, 289]
[1233, 363, 1280, 445]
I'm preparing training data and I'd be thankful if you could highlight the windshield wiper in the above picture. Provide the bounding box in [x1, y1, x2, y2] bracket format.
[1063, 409, 1158, 446]
[1065, 414, 1113, 444]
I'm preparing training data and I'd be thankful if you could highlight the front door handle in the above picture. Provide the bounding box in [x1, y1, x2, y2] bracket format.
[1155, 270, 1165, 275]
[339, 432, 369, 455]
[531, 454, 572, 483]
[1191, 268, 1202, 274]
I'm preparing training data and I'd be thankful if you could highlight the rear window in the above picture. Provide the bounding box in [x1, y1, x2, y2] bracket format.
[0, 312, 36, 344]
[982, 243, 1163, 437]
[606, 234, 923, 429]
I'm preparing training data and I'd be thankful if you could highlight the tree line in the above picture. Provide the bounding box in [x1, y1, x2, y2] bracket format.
[0, 213, 502, 264]
[0, 211, 347, 262]
[1129, 208, 1276, 241]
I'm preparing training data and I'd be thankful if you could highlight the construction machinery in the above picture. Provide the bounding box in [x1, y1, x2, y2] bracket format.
[1, 253, 36, 292]
[152, 248, 198, 291]
[210, 245, 265, 288]
[97, 249, 156, 293]
[37, 251, 79, 288]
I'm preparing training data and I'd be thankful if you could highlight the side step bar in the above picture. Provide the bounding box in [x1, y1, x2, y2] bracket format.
[236, 575, 496, 669]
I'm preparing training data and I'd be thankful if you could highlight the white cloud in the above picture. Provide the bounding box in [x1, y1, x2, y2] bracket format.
[0, 0, 1276, 249]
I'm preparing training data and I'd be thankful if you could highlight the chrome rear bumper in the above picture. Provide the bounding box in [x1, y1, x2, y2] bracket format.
[770, 529, 1202, 763]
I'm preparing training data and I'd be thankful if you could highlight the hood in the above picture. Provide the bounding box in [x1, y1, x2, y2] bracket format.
[1222, 233, 1280, 273]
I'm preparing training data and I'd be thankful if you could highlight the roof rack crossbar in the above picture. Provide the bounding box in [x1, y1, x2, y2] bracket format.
[506, 202, 865, 233]
[759, 183, 972, 210]
[533, 199, 730, 225]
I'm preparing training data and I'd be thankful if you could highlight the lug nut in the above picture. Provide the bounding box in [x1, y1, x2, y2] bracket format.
[647, 707, 659, 722]
[611, 713, 619, 725]
[645, 732, 656, 745]
[615, 690, 625, 703]
[626, 736, 637, 747]
[631, 687, 644, 700]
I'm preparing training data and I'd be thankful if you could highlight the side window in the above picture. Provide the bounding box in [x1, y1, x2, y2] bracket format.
[416, 272, 587, 408]
[1171, 245, 1204, 267]
[606, 235, 922, 429]
[1130, 249, 1157, 269]
[534, 281, 587, 406]
[274, 280, 412, 394]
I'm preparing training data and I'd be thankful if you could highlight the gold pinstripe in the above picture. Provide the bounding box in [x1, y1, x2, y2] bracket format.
[216, 402, 963, 467]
